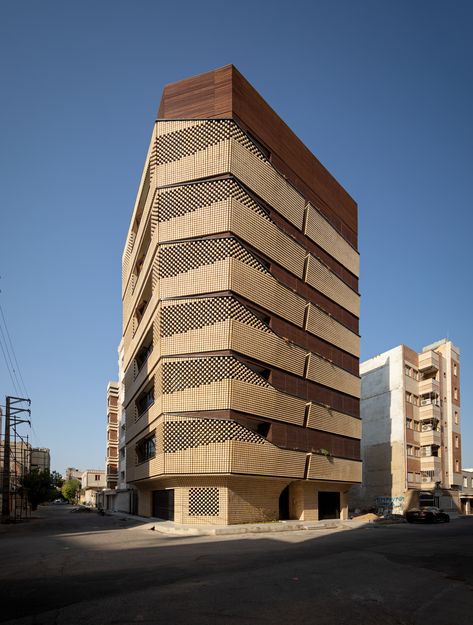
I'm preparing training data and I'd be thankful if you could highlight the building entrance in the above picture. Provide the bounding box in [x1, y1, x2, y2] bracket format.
[318, 491, 340, 520]
[152, 489, 174, 520]
[279, 485, 290, 520]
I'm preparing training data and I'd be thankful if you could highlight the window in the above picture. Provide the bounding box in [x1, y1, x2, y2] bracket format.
[406, 419, 413, 430]
[455, 436, 459, 449]
[95, 474, 101, 481]
[136, 385, 154, 417]
[464, 476, 468, 488]
[454, 411, 459, 425]
[453, 363, 458, 376]
[454, 387, 458, 401]
[455, 460, 460, 472]
[136, 434, 156, 463]
[136, 331, 153, 371]
[246, 363, 271, 381]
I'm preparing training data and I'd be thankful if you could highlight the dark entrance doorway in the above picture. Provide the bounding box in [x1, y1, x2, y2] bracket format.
[152, 489, 174, 520]
[279, 485, 290, 520]
[318, 491, 340, 520]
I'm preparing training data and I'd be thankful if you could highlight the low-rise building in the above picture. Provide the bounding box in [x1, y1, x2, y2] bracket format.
[460, 469, 473, 515]
[79, 469, 106, 506]
[64, 467, 82, 482]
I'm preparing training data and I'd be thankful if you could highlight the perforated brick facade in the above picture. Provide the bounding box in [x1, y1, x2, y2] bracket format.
[121, 66, 361, 524]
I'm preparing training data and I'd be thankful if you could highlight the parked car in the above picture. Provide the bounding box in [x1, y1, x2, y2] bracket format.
[405, 506, 450, 524]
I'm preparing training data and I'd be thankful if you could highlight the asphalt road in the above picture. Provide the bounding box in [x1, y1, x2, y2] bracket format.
[1, 505, 472, 625]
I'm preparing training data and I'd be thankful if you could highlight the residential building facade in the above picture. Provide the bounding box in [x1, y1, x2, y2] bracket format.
[99, 347, 137, 514]
[79, 469, 106, 506]
[352, 339, 462, 514]
[121, 65, 361, 524]
[30, 448, 50, 473]
[64, 467, 82, 482]
[106, 382, 119, 489]
[460, 469, 473, 515]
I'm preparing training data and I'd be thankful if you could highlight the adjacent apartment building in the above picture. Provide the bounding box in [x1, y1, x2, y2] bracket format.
[352, 339, 462, 514]
[106, 382, 119, 489]
[121, 65, 361, 524]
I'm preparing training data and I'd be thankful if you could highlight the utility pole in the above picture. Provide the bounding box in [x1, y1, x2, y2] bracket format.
[1, 396, 31, 523]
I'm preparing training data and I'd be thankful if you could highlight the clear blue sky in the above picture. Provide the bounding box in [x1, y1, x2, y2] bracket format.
[1, 1, 472, 472]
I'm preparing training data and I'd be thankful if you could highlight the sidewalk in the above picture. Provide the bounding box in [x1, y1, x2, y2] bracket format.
[108, 511, 375, 536]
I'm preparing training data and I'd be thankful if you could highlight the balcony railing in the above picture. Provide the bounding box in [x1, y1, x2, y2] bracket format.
[419, 378, 440, 395]
[418, 350, 440, 374]
[420, 430, 441, 447]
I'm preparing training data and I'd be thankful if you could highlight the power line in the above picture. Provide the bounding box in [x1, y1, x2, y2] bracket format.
[0, 334, 21, 396]
[0, 298, 29, 399]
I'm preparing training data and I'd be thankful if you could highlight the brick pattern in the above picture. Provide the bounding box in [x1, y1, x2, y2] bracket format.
[159, 237, 269, 279]
[155, 119, 267, 165]
[188, 487, 220, 516]
[162, 356, 270, 394]
[157, 178, 269, 223]
[164, 416, 263, 453]
[304, 204, 359, 277]
[160, 296, 271, 337]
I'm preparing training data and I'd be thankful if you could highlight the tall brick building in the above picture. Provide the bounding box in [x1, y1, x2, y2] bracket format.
[121, 65, 361, 524]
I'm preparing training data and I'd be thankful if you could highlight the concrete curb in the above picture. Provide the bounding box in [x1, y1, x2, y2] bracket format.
[107, 511, 374, 536]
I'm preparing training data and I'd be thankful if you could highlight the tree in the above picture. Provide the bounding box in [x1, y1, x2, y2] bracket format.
[61, 479, 81, 503]
[50, 471, 64, 489]
[20, 469, 55, 510]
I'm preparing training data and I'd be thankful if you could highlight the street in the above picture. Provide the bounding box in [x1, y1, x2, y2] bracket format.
[1, 505, 472, 625]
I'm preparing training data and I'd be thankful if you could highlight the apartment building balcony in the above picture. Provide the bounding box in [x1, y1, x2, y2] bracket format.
[419, 474, 442, 489]
[420, 429, 441, 447]
[419, 403, 441, 421]
[418, 350, 440, 374]
[418, 378, 440, 396]
[420, 455, 441, 472]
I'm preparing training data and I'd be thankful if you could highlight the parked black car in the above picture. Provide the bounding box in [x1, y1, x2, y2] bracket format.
[405, 506, 450, 524]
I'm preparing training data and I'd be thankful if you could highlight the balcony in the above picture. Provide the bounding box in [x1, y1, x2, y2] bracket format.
[419, 378, 440, 396]
[420, 455, 442, 472]
[418, 350, 440, 374]
[420, 429, 441, 447]
[419, 403, 440, 421]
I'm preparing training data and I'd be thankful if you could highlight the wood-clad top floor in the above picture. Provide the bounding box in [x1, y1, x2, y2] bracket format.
[157, 65, 358, 247]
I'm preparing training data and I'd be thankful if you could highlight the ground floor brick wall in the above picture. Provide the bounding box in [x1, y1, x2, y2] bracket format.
[227, 477, 289, 524]
[135, 475, 351, 524]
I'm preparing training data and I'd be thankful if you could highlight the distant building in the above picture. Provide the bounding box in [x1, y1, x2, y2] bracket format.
[460, 469, 473, 514]
[106, 382, 119, 489]
[64, 467, 82, 482]
[99, 342, 137, 514]
[30, 448, 50, 473]
[351, 339, 463, 514]
[0, 440, 31, 518]
[79, 469, 106, 506]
